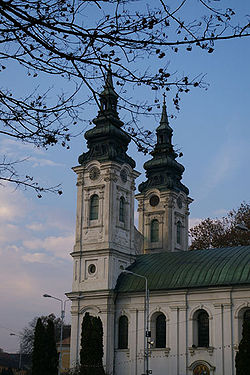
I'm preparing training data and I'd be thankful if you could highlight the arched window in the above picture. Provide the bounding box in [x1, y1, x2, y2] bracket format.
[197, 310, 209, 347]
[118, 315, 128, 349]
[90, 194, 99, 220]
[119, 197, 125, 222]
[151, 219, 159, 242]
[177, 221, 182, 244]
[193, 364, 210, 375]
[243, 309, 250, 323]
[155, 313, 166, 348]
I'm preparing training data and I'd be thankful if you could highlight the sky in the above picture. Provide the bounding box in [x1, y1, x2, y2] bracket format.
[0, 1, 250, 353]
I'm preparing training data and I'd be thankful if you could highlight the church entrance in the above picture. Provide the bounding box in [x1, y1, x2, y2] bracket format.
[193, 364, 210, 375]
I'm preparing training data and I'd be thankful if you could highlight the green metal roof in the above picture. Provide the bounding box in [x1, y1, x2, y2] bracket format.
[116, 246, 250, 293]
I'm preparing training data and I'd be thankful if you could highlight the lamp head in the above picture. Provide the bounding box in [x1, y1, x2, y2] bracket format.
[43, 294, 51, 298]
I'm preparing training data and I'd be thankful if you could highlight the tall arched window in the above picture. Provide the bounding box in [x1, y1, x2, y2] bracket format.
[151, 219, 159, 242]
[244, 309, 250, 323]
[197, 310, 209, 347]
[118, 315, 128, 349]
[155, 313, 166, 348]
[119, 197, 125, 222]
[90, 194, 99, 220]
[177, 221, 182, 244]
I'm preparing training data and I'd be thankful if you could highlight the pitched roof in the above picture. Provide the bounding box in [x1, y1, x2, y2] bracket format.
[116, 246, 250, 293]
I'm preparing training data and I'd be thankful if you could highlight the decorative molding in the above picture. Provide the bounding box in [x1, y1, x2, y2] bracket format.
[189, 347, 214, 357]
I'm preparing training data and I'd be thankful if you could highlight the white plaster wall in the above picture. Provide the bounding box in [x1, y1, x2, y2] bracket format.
[114, 286, 250, 375]
[136, 189, 192, 253]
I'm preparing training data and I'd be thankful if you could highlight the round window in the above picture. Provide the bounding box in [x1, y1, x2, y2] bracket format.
[149, 195, 159, 207]
[89, 167, 100, 181]
[120, 169, 128, 183]
[88, 264, 96, 274]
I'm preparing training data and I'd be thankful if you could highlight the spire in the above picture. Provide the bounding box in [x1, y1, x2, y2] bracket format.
[159, 93, 168, 125]
[93, 65, 121, 125]
[156, 94, 172, 133]
[138, 96, 188, 194]
[78, 66, 135, 168]
[105, 60, 115, 92]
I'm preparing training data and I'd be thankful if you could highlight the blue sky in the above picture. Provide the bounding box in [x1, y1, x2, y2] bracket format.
[0, 1, 249, 352]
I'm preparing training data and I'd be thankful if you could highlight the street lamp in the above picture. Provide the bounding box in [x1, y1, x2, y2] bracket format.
[43, 294, 69, 375]
[122, 270, 150, 375]
[10, 333, 22, 370]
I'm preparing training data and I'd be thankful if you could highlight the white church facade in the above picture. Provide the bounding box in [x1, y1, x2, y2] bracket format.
[66, 70, 250, 375]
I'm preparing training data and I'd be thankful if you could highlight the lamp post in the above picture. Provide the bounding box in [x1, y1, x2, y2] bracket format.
[43, 294, 69, 375]
[122, 270, 150, 375]
[10, 333, 22, 370]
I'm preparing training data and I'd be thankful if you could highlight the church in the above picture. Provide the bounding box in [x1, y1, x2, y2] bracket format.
[66, 69, 250, 375]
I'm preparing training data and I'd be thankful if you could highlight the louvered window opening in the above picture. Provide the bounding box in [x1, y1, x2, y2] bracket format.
[119, 197, 125, 222]
[90, 194, 99, 220]
[151, 219, 159, 242]
[177, 221, 181, 244]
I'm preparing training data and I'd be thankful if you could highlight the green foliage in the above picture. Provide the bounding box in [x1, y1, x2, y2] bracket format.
[80, 313, 105, 375]
[1, 368, 14, 375]
[32, 318, 47, 375]
[189, 202, 250, 250]
[235, 319, 250, 375]
[20, 313, 70, 354]
[31, 317, 58, 375]
[45, 319, 59, 375]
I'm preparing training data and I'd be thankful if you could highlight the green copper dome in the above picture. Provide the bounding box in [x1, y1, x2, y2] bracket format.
[116, 246, 250, 293]
[138, 98, 188, 194]
[78, 68, 135, 168]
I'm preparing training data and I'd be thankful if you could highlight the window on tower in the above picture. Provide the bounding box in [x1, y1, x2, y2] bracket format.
[151, 219, 159, 242]
[177, 221, 182, 244]
[118, 315, 128, 349]
[119, 197, 125, 222]
[90, 194, 99, 220]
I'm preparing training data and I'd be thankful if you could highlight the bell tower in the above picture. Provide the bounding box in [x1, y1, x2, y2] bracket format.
[67, 68, 139, 371]
[136, 97, 193, 253]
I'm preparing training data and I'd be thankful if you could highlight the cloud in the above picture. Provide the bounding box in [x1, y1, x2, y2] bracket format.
[22, 234, 74, 261]
[189, 217, 203, 229]
[29, 157, 64, 168]
[0, 186, 74, 352]
[197, 136, 248, 200]
[22, 252, 54, 264]
[212, 208, 228, 217]
[0, 138, 64, 169]
[0, 187, 29, 222]
[26, 223, 45, 231]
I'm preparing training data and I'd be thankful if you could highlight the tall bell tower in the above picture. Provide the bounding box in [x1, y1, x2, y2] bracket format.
[67, 68, 139, 371]
[136, 97, 193, 253]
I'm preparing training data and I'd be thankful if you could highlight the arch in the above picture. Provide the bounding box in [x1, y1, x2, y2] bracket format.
[192, 309, 209, 347]
[118, 315, 128, 349]
[80, 305, 100, 316]
[237, 306, 250, 340]
[176, 220, 182, 244]
[189, 305, 212, 321]
[151, 312, 166, 348]
[119, 196, 125, 222]
[244, 309, 250, 322]
[151, 219, 159, 242]
[90, 194, 99, 220]
[189, 360, 215, 375]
